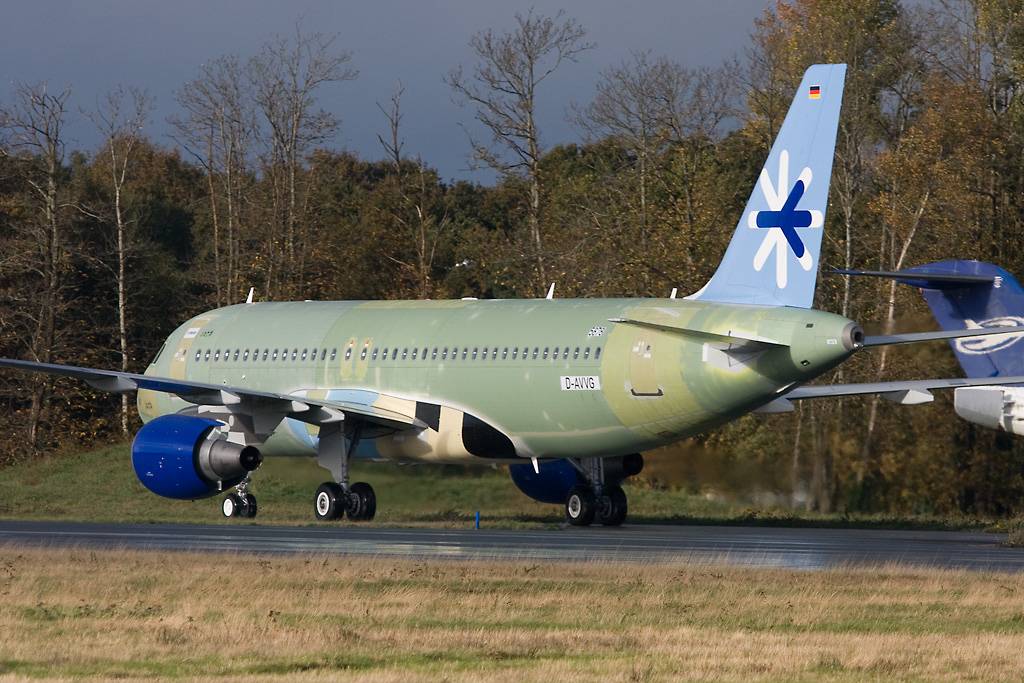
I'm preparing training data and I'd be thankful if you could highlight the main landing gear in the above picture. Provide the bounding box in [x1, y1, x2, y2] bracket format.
[564, 454, 642, 527]
[313, 422, 377, 522]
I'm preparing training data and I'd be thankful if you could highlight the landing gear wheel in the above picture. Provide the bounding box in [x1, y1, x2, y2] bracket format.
[347, 482, 376, 521]
[597, 485, 627, 527]
[314, 482, 344, 521]
[222, 493, 242, 518]
[565, 486, 596, 526]
[239, 493, 258, 519]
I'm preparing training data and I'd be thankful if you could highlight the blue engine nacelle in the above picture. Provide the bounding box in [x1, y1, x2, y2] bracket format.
[131, 414, 262, 500]
[508, 459, 581, 504]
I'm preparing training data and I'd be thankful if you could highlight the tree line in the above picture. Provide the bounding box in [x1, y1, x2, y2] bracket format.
[2, 0, 1024, 516]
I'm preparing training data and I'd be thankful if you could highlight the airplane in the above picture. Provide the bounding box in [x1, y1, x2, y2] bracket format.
[1, 63, 1019, 527]
[836, 260, 1024, 434]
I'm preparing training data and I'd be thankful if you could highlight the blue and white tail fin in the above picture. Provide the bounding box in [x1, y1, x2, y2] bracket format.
[897, 261, 1024, 378]
[691, 63, 847, 308]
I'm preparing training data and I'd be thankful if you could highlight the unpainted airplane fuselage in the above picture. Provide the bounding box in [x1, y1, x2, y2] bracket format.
[139, 297, 857, 464]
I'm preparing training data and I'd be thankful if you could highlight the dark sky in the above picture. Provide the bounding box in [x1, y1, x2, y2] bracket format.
[2, 1, 772, 182]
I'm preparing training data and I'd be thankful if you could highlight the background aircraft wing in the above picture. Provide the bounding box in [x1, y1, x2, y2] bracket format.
[861, 326, 1024, 347]
[0, 358, 424, 432]
[785, 375, 1024, 404]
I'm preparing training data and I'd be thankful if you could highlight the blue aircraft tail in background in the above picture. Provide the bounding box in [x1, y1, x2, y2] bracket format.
[692, 63, 846, 308]
[837, 260, 1024, 378]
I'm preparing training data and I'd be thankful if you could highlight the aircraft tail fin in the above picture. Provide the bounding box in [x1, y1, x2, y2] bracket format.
[691, 63, 846, 308]
[841, 260, 1024, 378]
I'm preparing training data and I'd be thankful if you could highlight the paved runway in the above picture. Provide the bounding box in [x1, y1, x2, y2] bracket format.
[2, 520, 1023, 572]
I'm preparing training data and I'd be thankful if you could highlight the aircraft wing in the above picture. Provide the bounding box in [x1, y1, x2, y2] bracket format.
[785, 375, 1024, 404]
[0, 358, 424, 433]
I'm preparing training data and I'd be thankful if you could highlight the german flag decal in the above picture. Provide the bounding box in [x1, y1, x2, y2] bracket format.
[808, 85, 821, 100]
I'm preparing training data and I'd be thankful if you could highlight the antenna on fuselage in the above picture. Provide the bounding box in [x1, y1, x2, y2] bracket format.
[670, 288, 678, 299]
[245, 287, 255, 304]
[545, 283, 555, 300]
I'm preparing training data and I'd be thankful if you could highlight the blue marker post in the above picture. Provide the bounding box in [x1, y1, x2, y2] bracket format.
[474, 511, 480, 530]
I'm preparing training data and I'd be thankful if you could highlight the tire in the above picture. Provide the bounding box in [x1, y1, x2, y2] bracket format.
[314, 482, 344, 521]
[565, 485, 596, 526]
[222, 493, 241, 518]
[349, 482, 376, 521]
[598, 485, 628, 527]
[240, 493, 258, 519]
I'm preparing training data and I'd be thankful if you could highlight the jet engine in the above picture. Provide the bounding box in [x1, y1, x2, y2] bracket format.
[509, 454, 645, 504]
[954, 386, 1024, 436]
[131, 414, 262, 500]
[508, 459, 581, 504]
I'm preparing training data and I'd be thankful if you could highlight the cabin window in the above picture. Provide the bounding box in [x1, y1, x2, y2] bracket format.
[481, 348, 488, 360]
[344, 347, 352, 361]
[214, 350, 221, 361]
[402, 348, 408, 360]
[302, 348, 308, 361]
[553, 348, 560, 360]
[372, 348, 379, 361]
[595, 347, 602, 360]
[291, 349, 297, 361]
[272, 349, 279, 361]
[563, 346, 570, 360]
[543, 347, 549, 360]
[532, 347, 539, 359]
[462, 348, 468, 360]
[321, 348, 327, 360]
[451, 347, 458, 360]
[511, 348, 518, 360]
[203, 349, 209, 361]
[472, 347, 478, 360]
[501, 347, 508, 360]
[329, 348, 337, 361]
[382, 348, 389, 361]
[233, 350, 240, 361]
[262, 349, 269, 361]
[573, 347, 580, 359]
[584, 347, 590, 359]
[243, 350, 249, 361]
[194, 350, 201, 362]
[422, 347, 427, 359]
[441, 347, 448, 360]
[412, 348, 419, 360]
[360, 348, 367, 361]
[252, 348, 259, 361]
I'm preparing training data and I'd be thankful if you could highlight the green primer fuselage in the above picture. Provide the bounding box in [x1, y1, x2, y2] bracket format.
[139, 298, 856, 464]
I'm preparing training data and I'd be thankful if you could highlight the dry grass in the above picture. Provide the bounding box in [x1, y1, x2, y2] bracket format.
[1, 549, 1024, 681]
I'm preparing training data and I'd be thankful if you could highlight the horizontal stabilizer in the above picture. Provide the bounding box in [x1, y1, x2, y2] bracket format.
[862, 326, 1024, 347]
[786, 374, 1024, 401]
[833, 268, 997, 289]
[609, 317, 787, 347]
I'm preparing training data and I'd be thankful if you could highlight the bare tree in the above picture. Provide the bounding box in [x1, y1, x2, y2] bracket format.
[171, 55, 255, 306]
[88, 86, 152, 436]
[0, 84, 73, 450]
[447, 9, 593, 293]
[248, 25, 357, 297]
[377, 84, 449, 298]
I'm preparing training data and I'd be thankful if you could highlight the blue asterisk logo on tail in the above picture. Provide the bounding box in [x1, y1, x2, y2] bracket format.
[747, 150, 822, 288]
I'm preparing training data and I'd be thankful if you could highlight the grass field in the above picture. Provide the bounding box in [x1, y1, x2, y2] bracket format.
[0, 443, 1010, 531]
[0, 444, 1003, 531]
[1, 547, 1023, 681]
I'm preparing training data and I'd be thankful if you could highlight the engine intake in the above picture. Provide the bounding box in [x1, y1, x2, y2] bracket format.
[132, 414, 262, 500]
